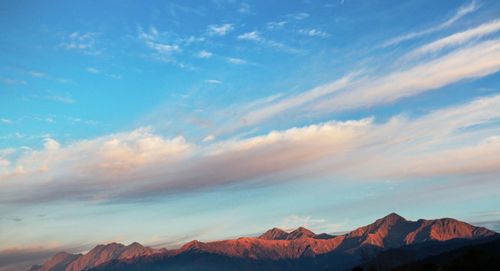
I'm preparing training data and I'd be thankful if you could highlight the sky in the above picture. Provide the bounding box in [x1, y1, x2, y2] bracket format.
[1, 0, 500, 269]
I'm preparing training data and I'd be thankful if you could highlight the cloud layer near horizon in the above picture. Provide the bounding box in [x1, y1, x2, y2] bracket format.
[2, 94, 500, 204]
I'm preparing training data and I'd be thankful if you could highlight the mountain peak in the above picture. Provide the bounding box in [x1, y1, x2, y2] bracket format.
[259, 227, 289, 240]
[382, 212, 406, 221]
[288, 227, 316, 239]
[259, 226, 318, 240]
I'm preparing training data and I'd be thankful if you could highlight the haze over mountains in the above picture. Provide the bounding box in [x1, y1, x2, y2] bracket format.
[31, 213, 498, 271]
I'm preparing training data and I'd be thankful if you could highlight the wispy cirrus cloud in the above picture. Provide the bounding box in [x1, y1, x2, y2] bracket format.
[266, 21, 287, 30]
[45, 94, 76, 104]
[237, 31, 303, 54]
[138, 26, 182, 64]
[231, 36, 500, 130]
[298, 29, 329, 38]
[205, 79, 222, 84]
[226, 57, 247, 65]
[27, 70, 46, 78]
[286, 12, 309, 20]
[237, 31, 261, 41]
[238, 2, 251, 14]
[0, 118, 12, 125]
[404, 19, 500, 60]
[86, 67, 100, 74]
[0, 77, 27, 86]
[60, 32, 103, 55]
[207, 24, 234, 36]
[315, 39, 500, 112]
[86, 67, 122, 80]
[196, 50, 213, 58]
[382, 1, 479, 47]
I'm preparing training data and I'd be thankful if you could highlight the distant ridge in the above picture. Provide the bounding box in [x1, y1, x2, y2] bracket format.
[32, 213, 497, 271]
[31, 242, 164, 271]
[258, 226, 333, 240]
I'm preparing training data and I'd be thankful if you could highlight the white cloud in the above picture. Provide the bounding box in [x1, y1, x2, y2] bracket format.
[226, 57, 247, 65]
[86, 67, 100, 74]
[383, 1, 479, 47]
[208, 24, 234, 36]
[237, 73, 355, 127]
[315, 39, 500, 112]
[442, 1, 479, 28]
[0, 77, 27, 86]
[287, 12, 309, 20]
[202, 135, 216, 142]
[197, 50, 213, 58]
[86, 67, 122, 80]
[0, 128, 192, 194]
[237, 31, 261, 41]
[45, 94, 76, 104]
[405, 20, 500, 60]
[0, 118, 12, 124]
[107, 74, 122, 80]
[205, 79, 222, 84]
[298, 29, 329, 37]
[61, 32, 102, 55]
[266, 21, 287, 30]
[238, 3, 251, 14]
[230, 37, 500, 130]
[237, 31, 302, 54]
[138, 26, 181, 63]
[28, 71, 46, 78]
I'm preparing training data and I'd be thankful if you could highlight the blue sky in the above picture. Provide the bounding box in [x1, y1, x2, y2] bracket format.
[1, 0, 500, 269]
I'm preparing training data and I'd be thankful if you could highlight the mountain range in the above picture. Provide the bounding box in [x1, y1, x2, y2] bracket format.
[31, 213, 498, 271]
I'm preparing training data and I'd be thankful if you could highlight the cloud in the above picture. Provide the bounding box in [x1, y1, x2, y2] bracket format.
[286, 12, 310, 20]
[196, 50, 213, 58]
[298, 29, 329, 38]
[404, 20, 500, 60]
[315, 39, 500, 112]
[86, 67, 122, 80]
[237, 31, 261, 41]
[86, 67, 100, 74]
[230, 37, 500, 130]
[383, 1, 479, 47]
[236, 73, 355, 128]
[28, 71, 46, 78]
[266, 21, 287, 30]
[138, 26, 182, 64]
[226, 57, 247, 65]
[0, 77, 27, 86]
[0, 159, 10, 168]
[45, 94, 76, 104]
[202, 135, 216, 142]
[0, 118, 12, 124]
[205, 79, 222, 84]
[237, 31, 302, 54]
[107, 74, 122, 80]
[238, 3, 251, 14]
[2, 94, 500, 204]
[61, 32, 102, 55]
[208, 24, 234, 36]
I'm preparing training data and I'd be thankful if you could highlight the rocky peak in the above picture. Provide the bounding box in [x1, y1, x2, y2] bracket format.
[288, 227, 316, 239]
[259, 227, 289, 240]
